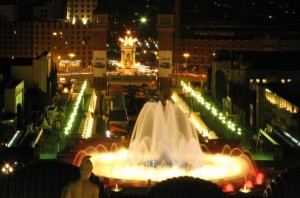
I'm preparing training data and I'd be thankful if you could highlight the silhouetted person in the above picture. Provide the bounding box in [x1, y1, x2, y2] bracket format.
[61, 156, 99, 198]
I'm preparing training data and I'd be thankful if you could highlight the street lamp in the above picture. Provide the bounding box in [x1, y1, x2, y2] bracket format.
[183, 53, 190, 72]
[69, 53, 75, 59]
[154, 51, 158, 69]
[69, 53, 75, 78]
[69, 53, 75, 69]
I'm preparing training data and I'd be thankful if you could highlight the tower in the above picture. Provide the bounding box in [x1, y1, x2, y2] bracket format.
[156, 14, 174, 97]
[91, 13, 108, 90]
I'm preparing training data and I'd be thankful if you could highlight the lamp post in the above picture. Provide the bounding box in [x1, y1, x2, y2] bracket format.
[69, 53, 75, 59]
[52, 32, 58, 65]
[69, 53, 75, 68]
[154, 51, 158, 69]
[183, 53, 189, 72]
[69, 53, 75, 80]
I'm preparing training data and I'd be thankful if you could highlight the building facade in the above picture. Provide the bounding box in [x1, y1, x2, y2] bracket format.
[175, 26, 300, 75]
[4, 80, 24, 114]
[211, 51, 300, 139]
[0, 0, 102, 73]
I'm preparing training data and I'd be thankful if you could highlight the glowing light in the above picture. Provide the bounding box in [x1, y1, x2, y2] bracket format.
[119, 35, 138, 47]
[181, 81, 243, 136]
[73, 101, 261, 190]
[256, 172, 265, 185]
[82, 112, 94, 139]
[265, 88, 298, 114]
[7, 130, 21, 147]
[82, 18, 88, 25]
[283, 131, 300, 147]
[140, 17, 147, 23]
[106, 130, 111, 138]
[223, 183, 235, 192]
[63, 81, 87, 135]
[183, 53, 190, 71]
[239, 183, 251, 193]
[183, 53, 190, 58]
[171, 92, 214, 139]
[111, 183, 122, 192]
[1, 163, 14, 174]
[75, 147, 255, 186]
[69, 53, 75, 58]
[246, 179, 254, 189]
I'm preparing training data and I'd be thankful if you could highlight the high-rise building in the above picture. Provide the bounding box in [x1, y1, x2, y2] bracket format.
[0, 0, 103, 74]
[66, 0, 98, 24]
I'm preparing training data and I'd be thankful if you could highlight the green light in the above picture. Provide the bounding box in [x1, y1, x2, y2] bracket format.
[140, 17, 147, 23]
[212, 107, 217, 116]
[205, 102, 211, 110]
[181, 81, 244, 137]
[63, 81, 87, 135]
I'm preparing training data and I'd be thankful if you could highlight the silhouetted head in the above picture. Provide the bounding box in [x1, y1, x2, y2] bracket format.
[79, 155, 93, 179]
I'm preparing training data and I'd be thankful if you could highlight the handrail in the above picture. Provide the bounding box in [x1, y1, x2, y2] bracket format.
[258, 129, 279, 146]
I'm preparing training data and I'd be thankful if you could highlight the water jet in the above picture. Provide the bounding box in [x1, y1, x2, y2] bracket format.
[74, 100, 264, 192]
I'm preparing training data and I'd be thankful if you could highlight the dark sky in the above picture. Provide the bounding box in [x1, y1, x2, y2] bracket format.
[1, 0, 299, 24]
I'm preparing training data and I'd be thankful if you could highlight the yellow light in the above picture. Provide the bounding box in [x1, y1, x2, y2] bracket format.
[119, 34, 138, 46]
[69, 53, 75, 58]
[183, 53, 190, 58]
[1, 163, 14, 174]
[82, 18, 88, 25]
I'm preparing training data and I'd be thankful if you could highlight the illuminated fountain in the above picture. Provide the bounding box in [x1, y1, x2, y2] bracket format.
[74, 99, 264, 192]
[127, 100, 204, 169]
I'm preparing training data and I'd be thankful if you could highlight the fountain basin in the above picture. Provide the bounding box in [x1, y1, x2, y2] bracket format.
[73, 100, 263, 192]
